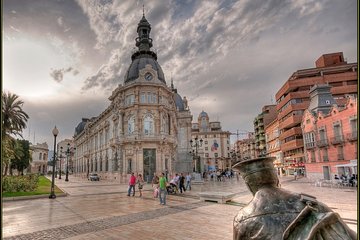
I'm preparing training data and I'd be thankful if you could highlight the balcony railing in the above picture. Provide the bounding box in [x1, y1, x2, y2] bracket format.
[323, 156, 329, 162]
[330, 135, 344, 145]
[337, 154, 344, 160]
[317, 139, 328, 148]
[305, 142, 316, 149]
[347, 132, 357, 141]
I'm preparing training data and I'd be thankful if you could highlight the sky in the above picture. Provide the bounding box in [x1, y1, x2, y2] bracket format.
[3, 0, 358, 147]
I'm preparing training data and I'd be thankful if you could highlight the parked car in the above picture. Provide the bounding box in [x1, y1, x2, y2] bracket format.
[89, 173, 100, 181]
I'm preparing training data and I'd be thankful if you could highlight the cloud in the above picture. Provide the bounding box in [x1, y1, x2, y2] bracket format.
[50, 67, 76, 83]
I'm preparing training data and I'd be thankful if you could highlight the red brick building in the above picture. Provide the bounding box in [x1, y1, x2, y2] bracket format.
[302, 84, 357, 180]
[276, 52, 357, 176]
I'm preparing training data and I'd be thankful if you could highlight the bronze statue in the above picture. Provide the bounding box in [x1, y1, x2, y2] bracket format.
[233, 157, 357, 240]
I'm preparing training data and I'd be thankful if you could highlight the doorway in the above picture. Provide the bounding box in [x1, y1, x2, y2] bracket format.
[323, 166, 330, 180]
[143, 149, 156, 183]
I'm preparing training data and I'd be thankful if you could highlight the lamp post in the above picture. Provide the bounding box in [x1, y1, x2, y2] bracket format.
[189, 137, 203, 173]
[49, 126, 59, 199]
[58, 147, 62, 179]
[65, 143, 69, 181]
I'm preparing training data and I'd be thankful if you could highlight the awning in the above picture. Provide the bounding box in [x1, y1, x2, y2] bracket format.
[335, 163, 357, 168]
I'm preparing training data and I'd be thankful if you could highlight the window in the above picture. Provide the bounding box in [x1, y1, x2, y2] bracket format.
[39, 153, 42, 160]
[350, 118, 357, 134]
[337, 146, 344, 160]
[125, 94, 135, 105]
[127, 159, 132, 173]
[205, 141, 208, 144]
[140, 93, 146, 103]
[143, 114, 154, 135]
[310, 151, 316, 163]
[128, 115, 135, 134]
[205, 153, 209, 157]
[205, 147, 208, 151]
[214, 153, 218, 158]
[322, 149, 328, 162]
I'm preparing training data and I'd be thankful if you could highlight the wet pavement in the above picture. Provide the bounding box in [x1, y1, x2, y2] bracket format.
[2, 175, 358, 239]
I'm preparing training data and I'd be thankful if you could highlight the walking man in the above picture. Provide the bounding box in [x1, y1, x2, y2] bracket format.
[185, 172, 192, 191]
[159, 172, 168, 205]
[179, 173, 186, 193]
[127, 172, 136, 196]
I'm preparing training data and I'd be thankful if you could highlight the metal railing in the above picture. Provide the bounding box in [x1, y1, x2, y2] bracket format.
[305, 142, 316, 149]
[331, 135, 344, 145]
[337, 154, 344, 160]
[317, 139, 328, 148]
[347, 132, 357, 141]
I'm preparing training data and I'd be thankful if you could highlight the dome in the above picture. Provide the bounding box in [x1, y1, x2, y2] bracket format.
[174, 92, 185, 111]
[74, 118, 89, 137]
[199, 111, 208, 118]
[124, 55, 165, 84]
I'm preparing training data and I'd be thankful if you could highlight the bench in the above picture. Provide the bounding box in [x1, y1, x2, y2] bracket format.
[198, 192, 236, 204]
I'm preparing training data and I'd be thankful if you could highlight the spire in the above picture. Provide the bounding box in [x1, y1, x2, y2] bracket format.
[143, 4, 145, 17]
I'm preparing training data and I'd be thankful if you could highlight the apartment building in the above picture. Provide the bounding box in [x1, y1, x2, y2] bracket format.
[275, 52, 357, 173]
[235, 134, 256, 161]
[302, 84, 357, 180]
[253, 105, 277, 157]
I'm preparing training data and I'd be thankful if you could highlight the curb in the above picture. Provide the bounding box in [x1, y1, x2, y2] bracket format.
[3, 192, 68, 202]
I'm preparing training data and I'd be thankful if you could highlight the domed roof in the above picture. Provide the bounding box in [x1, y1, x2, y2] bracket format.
[124, 55, 165, 84]
[174, 92, 185, 111]
[74, 118, 89, 137]
[199, 111, 208, 118]
[124, 15, 166, 85]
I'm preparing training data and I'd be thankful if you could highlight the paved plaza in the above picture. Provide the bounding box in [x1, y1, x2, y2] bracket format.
[2, 175, 358, 239]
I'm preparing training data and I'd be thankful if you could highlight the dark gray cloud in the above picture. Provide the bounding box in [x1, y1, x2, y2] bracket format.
[50, 67, 77, 83]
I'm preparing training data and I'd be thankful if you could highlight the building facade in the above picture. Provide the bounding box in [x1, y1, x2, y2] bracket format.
[235, 134, 256, 161]
[191, 111, 231, 172]
[275, 52, 357, 175]
[73, 15, 192, 183]
[302, 84, 357, 181]
[253, 105, 277, 157]
[29, 142, 49, 174]
[264, 119, 286, 175]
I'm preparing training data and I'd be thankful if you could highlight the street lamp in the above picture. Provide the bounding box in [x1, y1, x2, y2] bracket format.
[189, 137, 203, 173]
[65, 143, 76, 182]
[49, 126, 59, 199]
[58, 146, 62, 180]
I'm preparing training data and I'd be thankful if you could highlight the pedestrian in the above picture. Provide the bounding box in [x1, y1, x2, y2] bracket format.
[137, 174, 145, 197]
[127, 172, 136, 196]
[294, 171, 298, 180]
[159, 172, 168, 205]
[185, 172, 192, 191]
[179, 173, 186, 193]
[152, 172, 159, 198]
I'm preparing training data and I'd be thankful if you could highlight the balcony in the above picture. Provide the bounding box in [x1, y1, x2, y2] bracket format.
[279, 115, 303, 130]
[281, 139, 304, 152]
[323, 156, 329, 162]
[347, 132, 357, 141]
[279, 127, 302, 141]
[330, 135, 344, 145]
[305, 142, 316, 149]
[337, 154, 344, 160]
[317, 139, 329, 148]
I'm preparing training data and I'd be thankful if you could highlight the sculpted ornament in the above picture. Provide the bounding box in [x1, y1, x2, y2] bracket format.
[232, 157, 356, 240]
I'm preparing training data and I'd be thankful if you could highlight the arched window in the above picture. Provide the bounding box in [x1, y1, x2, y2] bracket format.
[143, 114, 154, 135]
[39, 153, 42, 160]
[128, 115, 135, 134]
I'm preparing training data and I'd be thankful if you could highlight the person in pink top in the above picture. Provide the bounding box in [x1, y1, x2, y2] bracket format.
[127, 172, 136, 196]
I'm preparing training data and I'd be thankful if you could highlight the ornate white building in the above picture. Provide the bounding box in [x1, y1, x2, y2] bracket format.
[191, 111, 231, 172]
[29, 142, 49, 174]
[73, 15, 193, 183]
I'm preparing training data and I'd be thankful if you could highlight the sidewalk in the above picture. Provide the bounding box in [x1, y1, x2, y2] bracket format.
[2, 175, 357, 239]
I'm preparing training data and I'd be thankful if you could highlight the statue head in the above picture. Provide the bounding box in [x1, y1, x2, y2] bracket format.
[232, 157, 279, 195]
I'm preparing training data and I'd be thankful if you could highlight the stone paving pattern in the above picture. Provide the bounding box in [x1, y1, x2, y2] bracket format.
[2, 176, 358, 239]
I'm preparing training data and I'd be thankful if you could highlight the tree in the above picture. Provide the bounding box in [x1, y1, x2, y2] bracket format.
[2, 92, 29, 139]
[10, 139, 31, 175]
[2, 92, 30, 176]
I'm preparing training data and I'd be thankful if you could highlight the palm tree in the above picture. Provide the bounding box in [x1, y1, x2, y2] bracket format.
[2, 91, 29, 175]
[2, 92, 29, 139]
